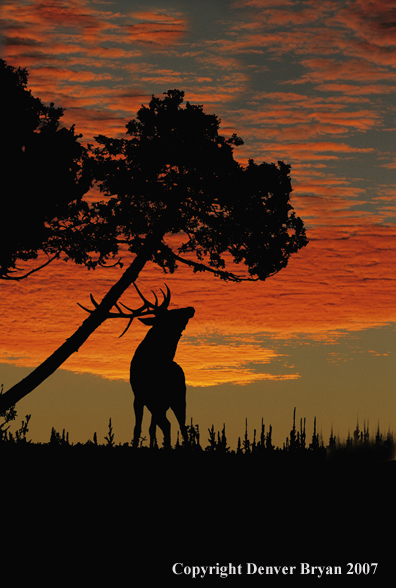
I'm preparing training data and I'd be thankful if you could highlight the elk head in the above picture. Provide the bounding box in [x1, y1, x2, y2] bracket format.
[134, 285, 195, 340]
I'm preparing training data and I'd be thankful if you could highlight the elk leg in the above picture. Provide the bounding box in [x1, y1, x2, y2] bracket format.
[149, 414, 157, 448]
[172, 403, 188, 446]
[132, 399, 143, 448]
[155, 412, 171, 449]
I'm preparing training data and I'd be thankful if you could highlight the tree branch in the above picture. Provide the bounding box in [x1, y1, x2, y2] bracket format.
[117, 238, 275, 283]
[98, 257, 123, 269]
[160, 245, 260, 283]
[1, 253, 60, 281]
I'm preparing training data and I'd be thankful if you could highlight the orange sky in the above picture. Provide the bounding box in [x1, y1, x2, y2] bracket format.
[1, 0, 396, 448]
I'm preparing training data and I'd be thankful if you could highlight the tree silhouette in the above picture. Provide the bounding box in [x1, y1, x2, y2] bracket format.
[0, 84, 308, 413]
[0, 59, 92, 280]
[88, 89, 307, 282]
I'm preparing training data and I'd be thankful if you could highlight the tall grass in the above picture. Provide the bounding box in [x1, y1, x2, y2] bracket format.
[1, 401, 394, 464]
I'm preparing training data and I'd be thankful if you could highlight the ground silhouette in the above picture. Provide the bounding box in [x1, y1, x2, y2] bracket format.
[1, 408, 394, 581]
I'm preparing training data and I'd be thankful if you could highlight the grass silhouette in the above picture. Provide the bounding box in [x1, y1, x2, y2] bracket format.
[1, 399, 394, 467]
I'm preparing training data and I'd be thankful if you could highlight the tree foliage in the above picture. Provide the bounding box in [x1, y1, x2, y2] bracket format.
[87, 90, 308, 282]
[1, 61, 307, 282]
[0, 59, 92, 279]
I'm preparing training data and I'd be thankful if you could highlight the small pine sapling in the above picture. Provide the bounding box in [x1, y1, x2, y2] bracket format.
[104, 418, 115, 447]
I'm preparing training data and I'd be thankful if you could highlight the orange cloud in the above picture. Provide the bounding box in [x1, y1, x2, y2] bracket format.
[231, 96, 381, 146]
[314, 83, 396, 95]
[244, 140, 374, 167]
[295, 58, 396, 85]
[0, 1, 193, 144]
[334, 0, 396, 49]
[215, 0, 396, 87]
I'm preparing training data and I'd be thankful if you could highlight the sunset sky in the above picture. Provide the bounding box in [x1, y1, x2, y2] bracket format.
[1, 0, 396, 449]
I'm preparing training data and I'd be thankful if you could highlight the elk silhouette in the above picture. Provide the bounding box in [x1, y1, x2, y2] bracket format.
[78, 283, 195, 448]
[130, 285, 195, 448]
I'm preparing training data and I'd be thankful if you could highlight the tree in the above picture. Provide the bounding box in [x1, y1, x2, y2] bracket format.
[0, 59, 92, 280]
[0, 88, 308, 413]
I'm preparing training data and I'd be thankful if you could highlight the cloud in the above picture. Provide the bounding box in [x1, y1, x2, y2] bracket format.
[334, 0, 396, 48]
[1, 0, 188, 141]
[1, 1, 187, 51]
[124, 10, 188, 46]
[177, 342, 299, 386]
[244, 140, 374, 167]
[219, 0, 396, 81]
[314, 83, 396, 95]
[295, 57, 396, 85]
[232, 0, 294, 7]
[232, 95, 381, 147]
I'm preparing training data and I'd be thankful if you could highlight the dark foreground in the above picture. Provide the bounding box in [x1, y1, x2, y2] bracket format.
[1, 444, 394, 584]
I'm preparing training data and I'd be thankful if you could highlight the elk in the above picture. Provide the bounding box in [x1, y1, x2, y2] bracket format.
[78, 283, 195, 448]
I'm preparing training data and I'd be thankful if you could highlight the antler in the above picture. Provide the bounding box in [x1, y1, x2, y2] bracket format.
[77, 282, 171, 338]
[132, 282, 171, 313]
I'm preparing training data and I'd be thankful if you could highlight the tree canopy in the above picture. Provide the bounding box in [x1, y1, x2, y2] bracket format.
[1, 61, 307, 282]
[0, 58, 91, 280]
[85, 89, 308, 282]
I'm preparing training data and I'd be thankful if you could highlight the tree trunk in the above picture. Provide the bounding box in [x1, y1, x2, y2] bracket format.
[0, 225, 165, 413]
